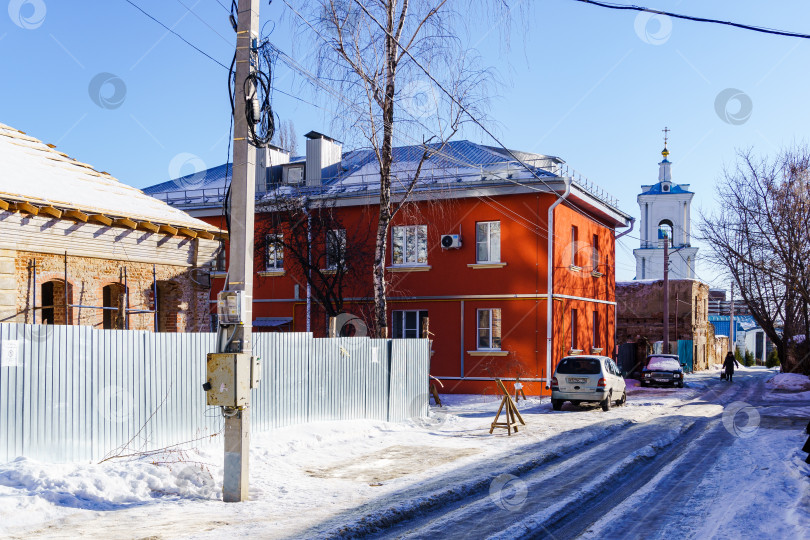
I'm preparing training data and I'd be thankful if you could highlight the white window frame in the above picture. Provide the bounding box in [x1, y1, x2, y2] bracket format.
[326, 229, 346, 270]
[265, 233, 284, 271]
[476, 221, 501, 263]
[392, 309, 428, 339]
[477, 308, 502, 351]
[392, 225, 428, 266]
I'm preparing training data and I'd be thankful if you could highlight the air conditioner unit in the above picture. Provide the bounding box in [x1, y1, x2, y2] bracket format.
[441, 234, 462, 249]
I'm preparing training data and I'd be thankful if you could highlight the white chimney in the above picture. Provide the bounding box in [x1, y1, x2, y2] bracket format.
[256, 144, 291, 192]
[305, 131, 342, 186]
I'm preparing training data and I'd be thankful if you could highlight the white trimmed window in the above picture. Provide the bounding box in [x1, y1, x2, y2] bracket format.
[476, 221, 501, 263]
[392, 310, 428, 339]
[477, 308, 502, 350]
[326, 229, 346, 270]
[392, 225, 427, 265]
[265, 234, 283, 270]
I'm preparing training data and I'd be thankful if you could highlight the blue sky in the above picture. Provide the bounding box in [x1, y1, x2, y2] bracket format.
[2, 0, 809, 284]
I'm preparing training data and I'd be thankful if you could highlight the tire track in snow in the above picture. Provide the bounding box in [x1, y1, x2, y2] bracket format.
[577, 370, 774, 540]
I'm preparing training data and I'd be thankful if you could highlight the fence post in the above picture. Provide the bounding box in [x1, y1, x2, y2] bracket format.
[328, 317, 337, 338]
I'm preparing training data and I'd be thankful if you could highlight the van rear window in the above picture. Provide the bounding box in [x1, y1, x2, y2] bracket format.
[556, 358, 601, 375]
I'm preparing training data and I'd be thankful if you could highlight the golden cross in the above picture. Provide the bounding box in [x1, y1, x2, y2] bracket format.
[662, 126, 670, 146]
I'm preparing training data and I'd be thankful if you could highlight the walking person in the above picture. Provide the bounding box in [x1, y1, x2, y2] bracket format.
[723, 351, 739, 383]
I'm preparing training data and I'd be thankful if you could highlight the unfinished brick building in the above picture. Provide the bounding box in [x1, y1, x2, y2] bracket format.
[0, 122, 221, 331]
[616, 279, 718, 371]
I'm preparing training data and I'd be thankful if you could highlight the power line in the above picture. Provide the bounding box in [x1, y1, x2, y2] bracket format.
[571, 0, 810, 40]
[282, 0, 560, 196]
[275, 11, 640, 262]
[268, 44, 573, 243]
[332, 1, 635, 235]
[213, 0, 230, 14]
[123, 0, 230, 69]
[128, 0, 618, 247]
[124, 0, 328, 112]
[173, 0, 233, 46]
[274, 46, 624, 247]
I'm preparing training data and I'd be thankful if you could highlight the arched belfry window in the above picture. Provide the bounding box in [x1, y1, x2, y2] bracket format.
[658, 219, 674, 248]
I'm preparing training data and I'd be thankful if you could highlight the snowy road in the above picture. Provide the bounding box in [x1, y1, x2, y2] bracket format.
[1, 368, 808, 539]
[301, 370, 810, 539]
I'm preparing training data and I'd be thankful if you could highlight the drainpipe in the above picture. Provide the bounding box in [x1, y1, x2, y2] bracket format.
[546, 176, 572, 389]
[306, 208, 311, 333]
[615, 216, 635, 241]
[613, 218, 635, 360]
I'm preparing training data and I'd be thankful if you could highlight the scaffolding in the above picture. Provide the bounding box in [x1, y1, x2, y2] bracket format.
[26, 252, 159, 330]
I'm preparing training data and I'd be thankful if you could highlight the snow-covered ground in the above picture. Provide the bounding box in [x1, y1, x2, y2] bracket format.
[1, 369, 808, 539]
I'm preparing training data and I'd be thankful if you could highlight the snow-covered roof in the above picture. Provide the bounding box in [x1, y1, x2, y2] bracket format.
[0, 122, 219, 234]
[145, 140, 563, 202]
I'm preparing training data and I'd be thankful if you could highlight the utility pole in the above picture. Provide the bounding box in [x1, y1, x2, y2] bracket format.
[674, 292, 678, 346]
[223, 0, 259, 503]
[730, 282, 735, 354]
[663, 236, 670, 354]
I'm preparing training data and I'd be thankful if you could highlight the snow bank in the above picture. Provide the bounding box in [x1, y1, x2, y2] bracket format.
[0, 454, 218, 534]
[767, 373, 810, 392]
[0, 377, 788, 539]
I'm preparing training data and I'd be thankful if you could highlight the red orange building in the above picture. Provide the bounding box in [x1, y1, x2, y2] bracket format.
[145, 133, 631, 395]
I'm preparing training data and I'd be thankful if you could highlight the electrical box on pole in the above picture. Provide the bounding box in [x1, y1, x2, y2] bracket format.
[217, 290, 248, 326]
[204, 353, 261, 407]
[207, 0, 260, 504]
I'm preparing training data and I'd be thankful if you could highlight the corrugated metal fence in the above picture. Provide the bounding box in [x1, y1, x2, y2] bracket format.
[0, 324, 430, 462]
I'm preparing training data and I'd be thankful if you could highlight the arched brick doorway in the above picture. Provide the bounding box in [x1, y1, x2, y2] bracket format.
[156, 281, 182, 332]
[40, 279, 72, 325]
[102, 283, 125, 330]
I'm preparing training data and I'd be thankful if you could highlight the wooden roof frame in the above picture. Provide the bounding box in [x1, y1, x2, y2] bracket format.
[0, 198, 218, 239]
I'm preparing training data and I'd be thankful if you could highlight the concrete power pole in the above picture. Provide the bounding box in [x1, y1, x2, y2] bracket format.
[730, 282, 735, 354]
[663, 237, 670, 354]
[223, 0, 259, 503]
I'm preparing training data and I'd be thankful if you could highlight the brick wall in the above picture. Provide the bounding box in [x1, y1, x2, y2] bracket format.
[617, 278, 714, 370]
[12, 251, 211, 332]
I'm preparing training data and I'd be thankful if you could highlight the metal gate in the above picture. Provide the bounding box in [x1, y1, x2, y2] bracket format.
[678, 339, 694, 372]
[617, 343, 636, 377]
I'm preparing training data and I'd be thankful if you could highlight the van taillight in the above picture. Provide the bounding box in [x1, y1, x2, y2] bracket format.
[597, 378, 606, 387]
[551, 377, 558, 387]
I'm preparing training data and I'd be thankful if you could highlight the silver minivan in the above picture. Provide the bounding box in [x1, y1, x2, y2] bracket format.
[551, 355, 627, 411]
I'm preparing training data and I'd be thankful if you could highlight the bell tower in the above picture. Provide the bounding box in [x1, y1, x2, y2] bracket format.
[633, 129, 698, 280]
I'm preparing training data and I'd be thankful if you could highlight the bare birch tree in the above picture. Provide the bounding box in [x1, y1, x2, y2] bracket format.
[271, 120, 299, 155]
[256, 194, 374, 320]
[699, 148, 810, 374]
[288, 0, 497, 337]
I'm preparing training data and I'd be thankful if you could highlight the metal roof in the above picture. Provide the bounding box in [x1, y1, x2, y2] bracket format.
[641, 182, 693, 195]
[253, 317, 293, 327]
[709, 315, 761, 335]
[144, 140, 559, 197]
[0, 122, 219, 233]
[142, 139, 629, 225]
